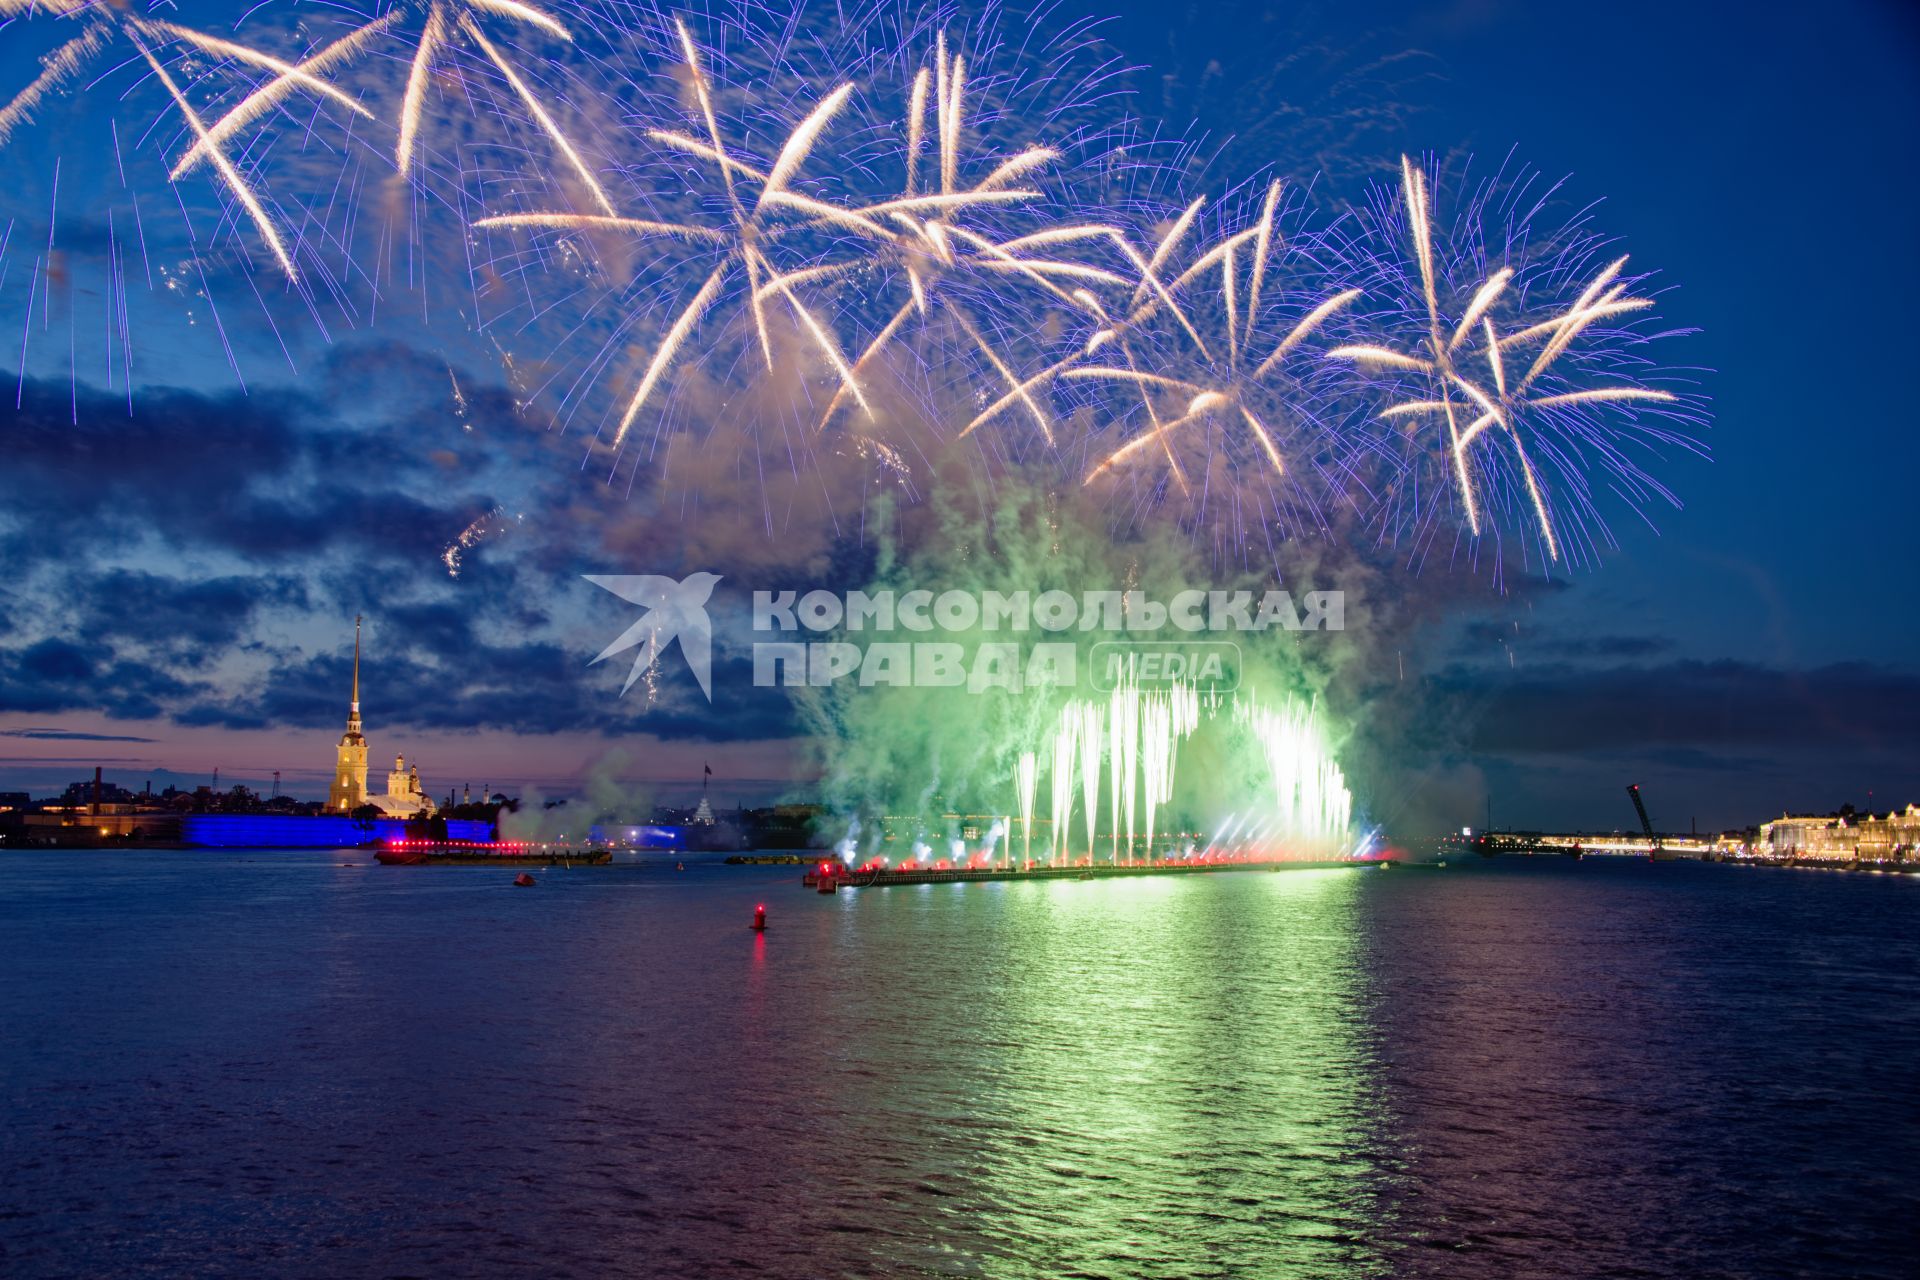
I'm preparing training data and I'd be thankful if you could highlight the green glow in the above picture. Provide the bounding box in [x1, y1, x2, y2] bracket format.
[958, 870, 1392, 1277]
[798, 484, 1362, 860]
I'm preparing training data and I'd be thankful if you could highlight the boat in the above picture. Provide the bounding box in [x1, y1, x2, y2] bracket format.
[376, 840, 611, 867]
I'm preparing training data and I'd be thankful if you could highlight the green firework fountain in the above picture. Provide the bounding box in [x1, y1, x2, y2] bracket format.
[1233, 693, 1354, 847]
[794, 483, 1363, 865]
[1075, 702, 1104, 862]
[1006, 674, 1352, 865]
[1047, 715, 1078, 866]
[1015, 751, 1039, 865]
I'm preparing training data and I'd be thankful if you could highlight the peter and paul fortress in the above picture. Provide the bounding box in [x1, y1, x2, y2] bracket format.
[326, 617, 436, 818]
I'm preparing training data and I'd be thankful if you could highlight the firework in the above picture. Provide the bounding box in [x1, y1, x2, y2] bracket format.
[356, 0, 615, 216]
[1015, 748, 1039, 864]
[0, 2, 1703, 565]
[1046, 709, 1078, 864]
[1329, 156, 1696, 563]
[1070, 181, 1363, 498]
[1004, 675, 1348, 865]
[0, 5, 378, 283]
[1074, 700, 1104, 861]
[474, 18, 915, 456]
[0, 6, 109, 148]
[785, 33, 1116, 449]
[155, 17, 382, 182]
[946, 179, 1377, 555]
[1232, 692, 1352, 845]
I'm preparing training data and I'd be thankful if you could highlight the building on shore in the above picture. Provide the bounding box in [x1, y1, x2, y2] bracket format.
[1, 768, 182, 845]
[325, 617, 436, 818]
[1758, 805, 1920, 862]
[326, 618, 369, 812]
[364, 755, 435, 818]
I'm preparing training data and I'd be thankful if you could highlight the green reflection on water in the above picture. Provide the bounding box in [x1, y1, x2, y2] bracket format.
[942, 868, 1392, 1278]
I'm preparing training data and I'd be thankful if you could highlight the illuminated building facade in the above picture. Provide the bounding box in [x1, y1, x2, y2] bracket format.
[366, 754, 435, 818]
[324, 618, 436, 818]
[326, 618, 370, 813]
[1758, 805, 1920, 862]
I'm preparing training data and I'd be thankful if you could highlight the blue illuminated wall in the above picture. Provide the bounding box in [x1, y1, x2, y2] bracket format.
[181, 816, 495, 849]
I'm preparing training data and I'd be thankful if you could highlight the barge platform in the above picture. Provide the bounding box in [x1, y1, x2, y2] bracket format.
[377, 840, 612, 867]
[803, 856, 1391, 890]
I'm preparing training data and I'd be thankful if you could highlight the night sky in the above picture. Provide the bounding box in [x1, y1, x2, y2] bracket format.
[1, 0, 1914, 832]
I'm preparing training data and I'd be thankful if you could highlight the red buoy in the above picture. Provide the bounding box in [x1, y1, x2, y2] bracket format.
[751, 904, 768, 931]
[513, 872, 536, 887]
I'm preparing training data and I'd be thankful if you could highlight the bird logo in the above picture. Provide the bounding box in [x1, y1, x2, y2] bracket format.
[585, 572, 723, 701]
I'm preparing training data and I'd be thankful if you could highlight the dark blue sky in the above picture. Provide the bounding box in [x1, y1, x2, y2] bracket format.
[1424, 0, 1920, 669]
[1, 1, 1914, 831]
[1405, 0, 1920, 824]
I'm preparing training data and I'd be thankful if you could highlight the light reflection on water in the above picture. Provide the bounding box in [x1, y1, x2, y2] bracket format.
[814, 869, 1390, 1277]
[2, 852, 1915, 1278]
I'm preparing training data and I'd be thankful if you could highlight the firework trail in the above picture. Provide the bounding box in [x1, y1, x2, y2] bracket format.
[0, 0, 446, 406]
[786, 31, 1124, 450]
[1001, 676, 1352, 864]
[1329, 155, 1702, 565]
[466, 8, 1155, 472]
[165, 18, 394, 185]
[474, 16, 897, 460]
[945, 178, 1375, 557]
[1, 2, 628, 360]
[456, 0, 1189, 515]
[0, 3, 109, 149]
[371, 1, 613, 215]
[1, 3, 379, 282]
[1070, 181, 1362, 503]
[1233, 691, 1352, 846]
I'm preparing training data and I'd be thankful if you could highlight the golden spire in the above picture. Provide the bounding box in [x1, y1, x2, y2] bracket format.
[344, 616, 365, 742]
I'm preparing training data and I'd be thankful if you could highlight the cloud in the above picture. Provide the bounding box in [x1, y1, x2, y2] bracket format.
[1438, 658, 1920, 754]
[0, 727, 157, 743]
[44, 591, 806, 742]
[73, 570, 309, 666]
[0, 637, 201, 720]
[1453, 621, 1674, 660]
[0, 351, 886, 745]
[0, 365, 537, 574]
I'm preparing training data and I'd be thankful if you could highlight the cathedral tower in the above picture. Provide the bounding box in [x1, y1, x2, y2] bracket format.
[326, 617, 370, 813]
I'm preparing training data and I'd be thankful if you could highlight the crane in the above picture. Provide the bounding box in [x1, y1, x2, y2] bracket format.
[1626, 784, 1659, 855]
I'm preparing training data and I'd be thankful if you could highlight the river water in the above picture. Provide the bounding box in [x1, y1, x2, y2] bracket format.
[1, 852, 1914, 1278]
